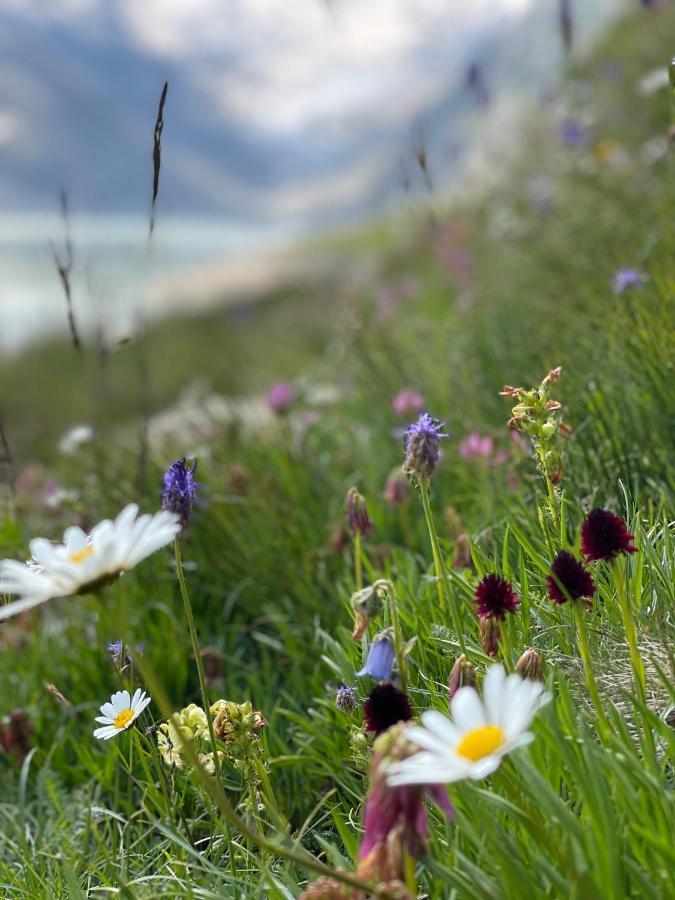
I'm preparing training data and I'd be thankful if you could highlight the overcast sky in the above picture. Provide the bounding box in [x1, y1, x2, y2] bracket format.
[0, 0, 544, 223]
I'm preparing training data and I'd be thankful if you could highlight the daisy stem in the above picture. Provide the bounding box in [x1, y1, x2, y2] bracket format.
[572, 603, 610, 739]
[388, 583, 407, 693]
[420, 482, 466, 653]
[354, 531, 363, 591]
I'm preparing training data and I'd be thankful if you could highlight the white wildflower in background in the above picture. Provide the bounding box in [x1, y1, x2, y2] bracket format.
[387, 665, 549, 786]
[58, 425, 94, 455]
[0, 504, 181, 620]
[94, 689, 151, 740]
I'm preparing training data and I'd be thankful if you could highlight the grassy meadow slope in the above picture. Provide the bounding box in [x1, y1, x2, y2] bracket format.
[0, 5, 674, 898]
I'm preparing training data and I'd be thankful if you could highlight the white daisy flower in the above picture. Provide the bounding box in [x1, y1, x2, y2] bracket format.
[387, 665, 549, 787]
[94, 688, 152, 740]
[0, 504, 181, 621]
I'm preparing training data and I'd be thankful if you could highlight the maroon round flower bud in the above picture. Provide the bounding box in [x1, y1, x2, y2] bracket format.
[547, 550, 596, 604]
[474, 574, 520, 620]
[581, 508, 637, 562]
[346, 487, 373, 536]
[364, 684, 412, 735]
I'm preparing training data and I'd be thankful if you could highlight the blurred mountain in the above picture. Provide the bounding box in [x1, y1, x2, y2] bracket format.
[0, 1, 621, 229]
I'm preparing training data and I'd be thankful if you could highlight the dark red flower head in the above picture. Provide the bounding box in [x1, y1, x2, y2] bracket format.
[547, 550, 595, 604]
[581, 508, 637, 562]
[364, 684, 412, 735]
[474, 574, 520, 620]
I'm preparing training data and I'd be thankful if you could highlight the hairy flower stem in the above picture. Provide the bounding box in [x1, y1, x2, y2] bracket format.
[420, 483, 466, 653]
[573, 604, 610, 739]
[174, 538, 222, 781]
[354, 531, 363, 591]
[388, 584, 407, 693]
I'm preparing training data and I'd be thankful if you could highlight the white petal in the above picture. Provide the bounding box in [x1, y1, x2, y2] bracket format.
[94, 715, 114, 725]
[111, 690, 131, 712]
[99, 702, 116, 718]
[466, 754, 503, 779]
[405, 725, 453, 755]
[29, 539, 58, 567]
[63, 527, 88, 553]
[451, 686, 486, 731]
[0, 593, 52, 621]
[420, 709, 461, 746]
[94, 725, 120, 740]
[388, 754, 468, 785]
[483, 664, 507, 724]
[135, 694, 152, 716]
[130, 688, 142, 710]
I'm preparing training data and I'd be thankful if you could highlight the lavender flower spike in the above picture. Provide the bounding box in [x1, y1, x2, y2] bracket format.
[403, 413, 446, 483]
[161, 458, 198, 529]
[357, 631, 396, 681]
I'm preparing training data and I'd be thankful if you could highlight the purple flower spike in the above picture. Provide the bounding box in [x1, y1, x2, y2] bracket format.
[335, 684, 358, 713]
[612, 269, 647, 295]
[161, 458, 198, 529]
[403, 413, 446, 483]
[357, 633, 395, 681]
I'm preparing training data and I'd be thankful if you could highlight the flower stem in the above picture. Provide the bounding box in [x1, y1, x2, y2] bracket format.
[572, 603, 609, 738]
[611, 561, 646, 698]
[173, 537, 222, 782]
[388, 583, 407, 693]
[354, 531, 363, 591]
[419, 482, 465, 653]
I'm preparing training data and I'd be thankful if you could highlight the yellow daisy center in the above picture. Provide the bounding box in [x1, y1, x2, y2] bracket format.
[456, 725, 505, 762]
[113, 709, 134, 730]
[70, 545, 94, 564]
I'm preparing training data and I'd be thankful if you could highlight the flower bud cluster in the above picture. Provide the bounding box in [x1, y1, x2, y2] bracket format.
[157, 699, 266, 782]
[500, 366, 570, 484]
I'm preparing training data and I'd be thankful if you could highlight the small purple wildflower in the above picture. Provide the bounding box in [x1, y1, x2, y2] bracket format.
[335, 684, 359, 713]
[612, 268, 647, 295]
[161, 458, 198, 529]
[403, 413, 446, 483]
[266, 382, 295, 414]
[357, 632, 395, 681]
[107, 639, 132, 672]
[560, 119, 588, 148]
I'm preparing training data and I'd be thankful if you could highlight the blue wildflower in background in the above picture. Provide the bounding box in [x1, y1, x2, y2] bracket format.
[161, 458, 198, 529]
[403, 413, 446, 483]
[357, 631, 395, 681]
[612, 268, 646, 295]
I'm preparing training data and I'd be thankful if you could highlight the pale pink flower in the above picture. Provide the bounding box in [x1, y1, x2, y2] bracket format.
[392, 389, 425, 417]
